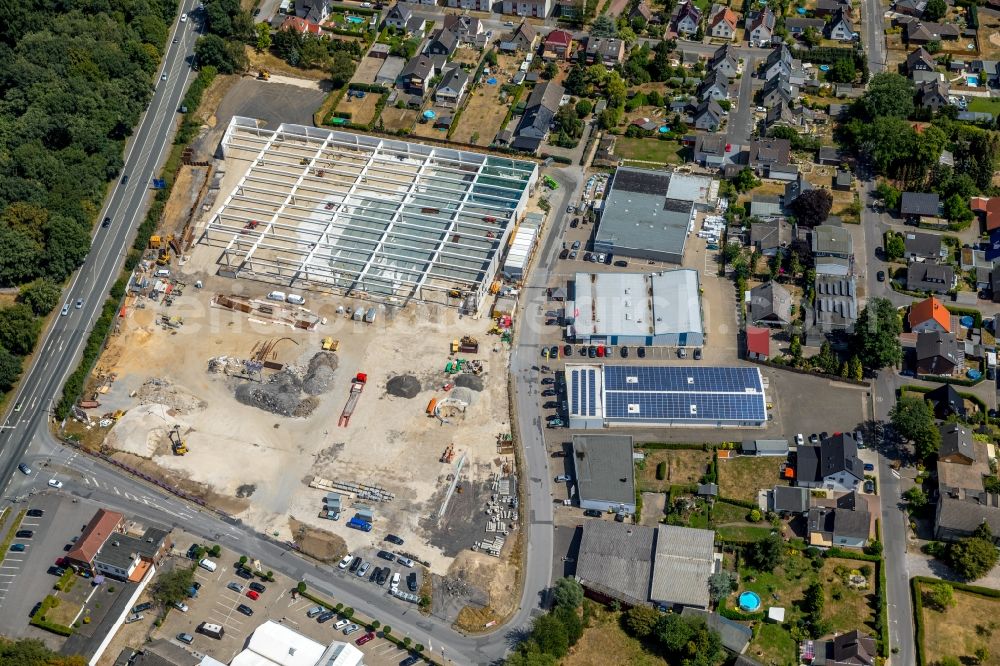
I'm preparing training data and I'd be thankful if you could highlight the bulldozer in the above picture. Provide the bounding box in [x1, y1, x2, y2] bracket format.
[169, 425, 187, 455]
[258, 68, 270, 80]
[322, 337, 340, 352]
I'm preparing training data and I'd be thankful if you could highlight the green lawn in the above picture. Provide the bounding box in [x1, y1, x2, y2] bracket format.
[614, 137, 685, 164]
[750, 622, 798, 666]
[967, 97, 1000, 117]
[716, 524, 774, 542]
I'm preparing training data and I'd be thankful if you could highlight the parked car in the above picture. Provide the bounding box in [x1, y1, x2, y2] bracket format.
[809, 433, 819, 443]
[15, 530, 32, 539]
[317, 611, 336, 623]
[876, 270, 885, 282]
[349, 557, 362, 573]
[177, 633, 194, 645]
[571, 240, 581, 250]
[620, 346, 628, 358]
[864, 480, 875, 493]
[172, 601, 189, 612]
[133, 602, 153, 614]
[569, 251, 577, 260]
[559, 249, 569, 259]
[236, 604, 253, 616]
[356, 632, 376, 646]
[614, 260, 628, 267]
[357, 561, 370, 577]
[27, 509, 43, 517]
[246, 590, 260, 601]
[234, 567, 252, 580]
[407, 572, 418, 592]
[583, 509, 603, 517]
[377, 550, 396, 562]
[17, 463, 30, 475]
[227, 582, 245, 593]
[47, 479, 63, 489]
[396, 556, 414, 568]
[549, 345, 559, 358]
[401, 656, 421, 666]
[693, 348, 702, 360]
[554, 474, 571, 482]
[334, 619, 350, 630]
[864, 463, 875, 472]
[546, 419, 565, 428]
[677, 348, 687, 358]
[588, 346, 597, 358]
[338, 555, 353, 569]
[563, 345, 572, 356]
[541, 378, 555, 385]
[795, 434, 804, 446]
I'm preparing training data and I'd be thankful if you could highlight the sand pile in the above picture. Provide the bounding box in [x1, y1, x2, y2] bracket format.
[386, 374, 422, 398]
[106, 404, 179, 457]
[136, 378, 206, 413]
[454, 374, 484, 392]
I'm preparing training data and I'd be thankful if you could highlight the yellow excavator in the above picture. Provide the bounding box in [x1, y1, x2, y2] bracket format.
[169, 426, 187, 455]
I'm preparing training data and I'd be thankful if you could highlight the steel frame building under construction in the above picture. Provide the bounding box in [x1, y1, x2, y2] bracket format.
[201, 117, 539, 312]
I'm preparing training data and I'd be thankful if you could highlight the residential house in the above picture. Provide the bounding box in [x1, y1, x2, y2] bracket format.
[833, 170, 852, 191]
[93, 526, 172, 582]
[812, 224, 853, 276]
[745, 326, 771, 360]
[693, 134, 741, 168]
[384, 4, 413, 30]
[972, 196, 1000, 232]
[903, 231, 945, 262]
[542, 29, 573, 60]
[896, 0, 928, 17]
[906, 46, 936, 75]
[671, 1, 703, 37]
[764, 101, 797, 128]
[692, 99, 725, 131]
[808, 499, 871, 548]
[917, 80, 951, 111]
[708, 44, 740, 78]
[709, 6, 739, 40]
[502, 0, 553, 17]
[915, 330, 962, 375]
[750, 218, 790, 255]
[970, 58, 1000, 86]
[811, 631, 878, 666]
[817, 146, 842, 166]
[298, 0, 328, 24]
[786, 17, 825, 36]
[65, 509, 127, 573]
[399, 55, 436, 96]
[760, 73, 798, 107]
[814, 0, 852, 15]
[435, 68, 469, 108]
[925, 383, 966, 419]
[814, 276, 857, 331]
[901, 191, 940, 221]
[796, 433, 865, 491]
[741, 439, 790, 456]
[586, 37, 626, 66]
[499, 22, 536, 52]
[375, 56, 406, 86]
[749, 281, 793, 326]
[907, 262, 954, 294]
[936, 494, 1000, 542]
[905, 20, 961, 44]
[748, 137, 791, 176]
[825, 9, 855, 41]
[908, 296, 951, 333]
[426, 29, 459, 57]
[750, 194, 783, 218]
[447, 0, 493, 10]
[746, 7, 776, 46]
[767, 486, 810, 516]
[511, 81, 563, 152]
[279, 16, 323, 35]
[761, 44, 794, 81]
[697, 71, 735, 101]
[631, 0, 658, 23]
[940, 423, 977, 465]
[442, 14, 485, 45]
[784, 173, 812, 210]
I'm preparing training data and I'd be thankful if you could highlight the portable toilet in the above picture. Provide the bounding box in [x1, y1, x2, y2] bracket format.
[352, 307, 364, 321]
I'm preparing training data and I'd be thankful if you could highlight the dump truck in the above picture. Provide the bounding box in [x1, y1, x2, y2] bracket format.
[322, 337, 340, 352]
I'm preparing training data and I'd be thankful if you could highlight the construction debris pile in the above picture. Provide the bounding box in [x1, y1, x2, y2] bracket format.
[386, 374, 422, 399]
[233, 369, 320, 417]
[302, 352, 338, 395]
[474, 535, 506, 557]
[134, 378, 206, 413]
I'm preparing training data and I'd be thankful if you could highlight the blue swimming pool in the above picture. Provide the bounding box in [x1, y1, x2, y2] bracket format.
[346, 16, 365, 24]
[968, 75, 980, 86]
[739, 591, 762, 612]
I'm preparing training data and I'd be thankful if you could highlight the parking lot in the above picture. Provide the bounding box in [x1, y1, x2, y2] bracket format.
[152, 543, 421, 665]
[0, 492, 101, 643]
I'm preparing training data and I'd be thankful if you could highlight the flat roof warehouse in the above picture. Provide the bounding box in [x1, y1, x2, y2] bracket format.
[200, 117, 538, 313]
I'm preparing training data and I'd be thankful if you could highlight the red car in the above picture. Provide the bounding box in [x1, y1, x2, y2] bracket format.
[356, 632, 375, 646]
[246, 590, 260, 601]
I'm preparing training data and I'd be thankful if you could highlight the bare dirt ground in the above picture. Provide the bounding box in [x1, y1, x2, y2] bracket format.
[450, 55, 521, 145]
[380, 106, 418, 132]
[289, 517, 348, 563]
[336, 91, 383, 125]
[352, 56, 384, 85]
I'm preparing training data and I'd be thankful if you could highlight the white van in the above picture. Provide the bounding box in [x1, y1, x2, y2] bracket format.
[198, 558, 217, 572]
[198, 622, 224, 639]
[154, 269, 170, 278]
[286, 294, 305, 305]
[266, 291, 286, 302]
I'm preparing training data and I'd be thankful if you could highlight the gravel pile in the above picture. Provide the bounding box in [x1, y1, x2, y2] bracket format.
[450, 386, 475, 406]
[234, 369, 318, 417]
[453, 374, 484, 392]
[386, 374, 422, 398]
[302, 352, 338, 395]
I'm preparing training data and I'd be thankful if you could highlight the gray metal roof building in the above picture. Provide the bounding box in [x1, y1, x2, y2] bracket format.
[594, 167, 716, 264]
[572, 434, 636, 515]
[576, 520, 656, 607]
[202, 118, 538, 314]
[567, 270, 704, 346]
[650, 525, 717, 610]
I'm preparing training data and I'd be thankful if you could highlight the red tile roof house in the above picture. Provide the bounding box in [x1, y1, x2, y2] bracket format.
[542, 30, 573, 60]
[280, 16, 323, 35]
[746, 327, 771, 360]
[65, 508, 126, 574]
[908, 295, 952, 334]
[971, 196, 1000, 231]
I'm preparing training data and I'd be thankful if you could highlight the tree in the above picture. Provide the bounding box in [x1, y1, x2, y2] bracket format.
[625, 605, 661, 638]
[0, 304, 40, 356]
[564, 65, 588, 96]
[802, 581, 827, 638]
[296, 581, 307, 593]
[814, 341, 840, 374]
[554, 604, 583, 647]
[551, 577, 583, 609]
[708, 572, 736, 602]
[575, 99, 593, 117]
[877, 182, 902, 211]
[938, 657, 962, 666]
[598, 106, 622, 129]
[733, 167, 760, 193]
[0, 637, 86, 665]
[654, 614, 725, 666]
[852, 297, 902, 369]
[789, 335, 802, 360]
[0, 348, 22, 392]
[209, 544, 222, 558]
[903, 486, 928, 510]
[944, 193, 974, 224]
[828, 58, 856, 84]
[855, 73, 915, 120]
[790, 189, 833, 227]
[590, 15, 618, 37]
[18, 278, 60, 316]
[885, 231, 905, 261]
[802, 26, 822, 47]
[948, 525, 999, 581]
[605, 71, 627, 108]
[152, 567, 195, 605]
[543, 61, 559, 80]
[923, 582, 955, 611]
[925, 0, 947, 21]
[195, 34, 239, 73]
[329, 51, 354, 87]
[747, 535, 783, 571]
[848, 356, 863, 381]
[255, 22, 271, 52]
[890, 395, 940, 459]
[531, 612, 569, 658]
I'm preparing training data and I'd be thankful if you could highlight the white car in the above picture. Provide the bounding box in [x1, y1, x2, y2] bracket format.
[390, 572, 400, 590]
[48, 479, 63, 489]
[338, 555, 353, 570]
[794, 433, 804, 446]
[181, 12, 187, 21]
[333, 619, 349, 630]
[360, 1, 372, 5]
[172, 601, 189, 612]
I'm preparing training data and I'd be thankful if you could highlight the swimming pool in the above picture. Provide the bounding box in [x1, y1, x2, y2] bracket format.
[738, 591, 762, 612]
[346, 16, 365, 24]
[968, 75, 980, 86]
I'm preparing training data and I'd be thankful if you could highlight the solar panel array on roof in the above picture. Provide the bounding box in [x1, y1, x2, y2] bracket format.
[613, 168, 672, 195]
[571, 367, 599, 416]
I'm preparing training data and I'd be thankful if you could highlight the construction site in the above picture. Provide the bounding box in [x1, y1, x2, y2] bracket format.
[63, 119, 543, 628]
